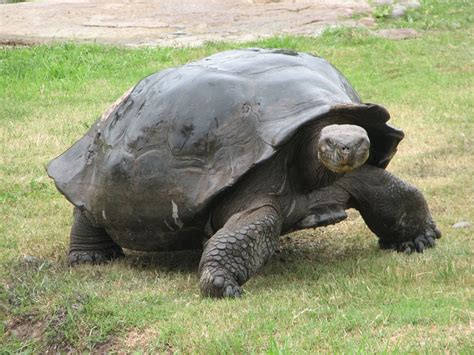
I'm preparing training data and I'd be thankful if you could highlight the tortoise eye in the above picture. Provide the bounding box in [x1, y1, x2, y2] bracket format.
[324, 138, 335, 148]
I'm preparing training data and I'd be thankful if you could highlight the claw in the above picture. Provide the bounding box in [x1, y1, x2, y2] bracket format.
[68, 247, 124, 266]
[397, 241, 414, 254]
[414, 235, 428, 253]
[213, 275, 225, 288]
[415, 240, 425, 253]
[426, 236, 436, 247]
[224, 284, 242, 298]
[380, 222, 440, 254]
[425, 229, 435, 239]
[200, 268, 242, 298]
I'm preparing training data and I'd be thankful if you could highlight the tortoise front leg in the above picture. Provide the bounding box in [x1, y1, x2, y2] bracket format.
[336, 165, 441, 253]
[199, 203, 282, 298]
[298, 165, 441, 253]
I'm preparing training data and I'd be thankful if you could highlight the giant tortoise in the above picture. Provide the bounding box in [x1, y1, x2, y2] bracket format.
[47, 49, 441, 297]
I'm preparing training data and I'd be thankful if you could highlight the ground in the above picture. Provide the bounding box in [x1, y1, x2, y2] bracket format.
[0, 0, 373, 46]
[0, 0, 473, 353]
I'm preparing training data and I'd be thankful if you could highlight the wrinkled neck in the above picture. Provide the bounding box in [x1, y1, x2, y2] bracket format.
[294, 123, 340, 192]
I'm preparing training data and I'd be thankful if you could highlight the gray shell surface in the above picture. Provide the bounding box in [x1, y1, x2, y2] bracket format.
[47, 49, 404, 250]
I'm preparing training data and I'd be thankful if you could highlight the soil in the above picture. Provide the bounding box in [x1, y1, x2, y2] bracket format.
[0, 0, 374, 47]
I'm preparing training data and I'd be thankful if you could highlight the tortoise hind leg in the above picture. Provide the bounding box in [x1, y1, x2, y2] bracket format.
[199, 203, 282, 298]
[68, 208, 124, 265]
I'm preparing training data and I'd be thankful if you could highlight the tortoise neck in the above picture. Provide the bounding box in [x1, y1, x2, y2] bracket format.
[294, 121, 340, 191]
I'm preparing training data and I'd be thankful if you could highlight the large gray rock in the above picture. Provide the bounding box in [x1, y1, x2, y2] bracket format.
[391, 4, 407, 18]
[452, 221, 471, 229]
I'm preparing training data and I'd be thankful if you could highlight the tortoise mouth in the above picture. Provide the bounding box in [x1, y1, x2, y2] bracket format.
[317, 124, 370, 173]
[318, 149, 369, 173]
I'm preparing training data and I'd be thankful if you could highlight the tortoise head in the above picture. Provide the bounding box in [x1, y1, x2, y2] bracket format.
[317, 124, 370, 173]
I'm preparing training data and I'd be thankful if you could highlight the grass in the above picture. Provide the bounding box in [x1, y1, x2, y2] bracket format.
[1, 0, 473, 352]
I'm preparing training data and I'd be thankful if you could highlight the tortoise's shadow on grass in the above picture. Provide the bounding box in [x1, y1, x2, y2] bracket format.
[267, 234, 378, 273]
[248, 235, 384, 293]
[123, 249, 203, 273]
[120, 232, 377, 278]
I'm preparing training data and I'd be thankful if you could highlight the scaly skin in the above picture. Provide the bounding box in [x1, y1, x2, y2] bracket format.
[199, 204, 282, 298]
[317, 124, 370, 173]
[341, 165, 442, 253]
[301, 164, 441, 253]
[68, 208, 124, 265]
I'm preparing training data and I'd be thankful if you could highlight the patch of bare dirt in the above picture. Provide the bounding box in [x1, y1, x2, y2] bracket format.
[92, 337, 120, 354]
[6, 314, 47, 342]
[0, 0, 373, 47]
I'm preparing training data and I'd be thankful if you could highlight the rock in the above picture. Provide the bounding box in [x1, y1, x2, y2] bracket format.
[452, 221, 471, 229]
[249, 0, 282, 3]
[22, 255, 38, 263]
[391, 4, 407, 18]
[373, 0, 393, 5]
[399, 0, 421, 10]
[374, 28, 418, 40]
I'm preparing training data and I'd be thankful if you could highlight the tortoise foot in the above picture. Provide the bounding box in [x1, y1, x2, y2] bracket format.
[379, 224, 442, 254]
[199, 268, 243, 298]
[68, 246, 124, 266]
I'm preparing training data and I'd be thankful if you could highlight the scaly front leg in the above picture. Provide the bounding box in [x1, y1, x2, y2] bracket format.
[295, 165, 441, 253]
[337, 165, 441, 253]
[199, 203, 282, 298]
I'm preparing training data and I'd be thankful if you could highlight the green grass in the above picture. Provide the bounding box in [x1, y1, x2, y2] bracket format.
[1, 0, 473, 352]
